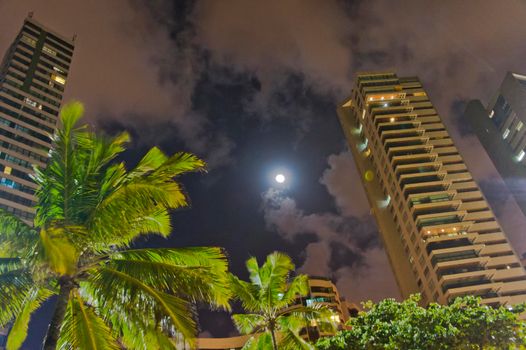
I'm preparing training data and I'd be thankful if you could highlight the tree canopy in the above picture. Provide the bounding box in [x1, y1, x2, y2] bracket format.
[230, 252, 337, 350]
[0, 102, 231, 349]
[316, 294, 526, 350]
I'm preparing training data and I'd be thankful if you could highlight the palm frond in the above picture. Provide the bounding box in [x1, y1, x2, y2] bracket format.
[0, 258, 22, 273]
[0, 209, 37, 257]
[58, 292, 120, 350]
[0, 271, 33, 326]
[34, 101, 86, 225]
[241, 332, 273, 350]
[6, 287, 53, 350]
[249, 252, 294, 308]
[278, 274, 309, 308]
[39, 227, 78, 275]
[86, 267, 197, 343]
[106, 247, 231, 308]
[230, 275, 262, 313]
[149, 151, 206, 179]
[127, 146, 169, 178]
[232, 314, 266, 335]
[279, 327, 313, 350]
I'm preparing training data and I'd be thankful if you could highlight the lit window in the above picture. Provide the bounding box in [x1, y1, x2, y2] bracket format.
[20, 35, 36, 47]
[4, 166, 12, 175]
[517, 121, 524, 131]
[361, 109, 366, 119]
[42, 45, 57, 56]
[53, 66, 66, 74]
[414, 91, 427, 97]
[381, 96, 384, 100]
[24, 97, 37, 108]
[50, 74, 66, 85]
[489, 110, 494, 118]
[503, 128, 510, 139]
[518, 150, 525, 162]
[390, 117, 395, 123]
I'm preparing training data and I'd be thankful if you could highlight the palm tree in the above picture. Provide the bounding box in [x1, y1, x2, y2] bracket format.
[0, 102, 231, 350]
[231, 252, 337, 350]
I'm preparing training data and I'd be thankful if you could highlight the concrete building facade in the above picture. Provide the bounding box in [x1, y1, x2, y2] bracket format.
[464, 72, 526, 222]
[338, 72, 526, 307]
[0, 14, 74, 223]
[0, 15, 74, 348]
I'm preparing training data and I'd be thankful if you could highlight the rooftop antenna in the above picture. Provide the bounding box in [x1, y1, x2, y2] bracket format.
[28, 11, 33, 18]
[72, 34, 77, 42]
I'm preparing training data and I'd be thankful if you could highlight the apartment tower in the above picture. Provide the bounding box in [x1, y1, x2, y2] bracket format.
[464, 72, 526, 221]
[0, 15, 74, 348]
[0, 14, 74, 223]
[338, 72, 526, 307]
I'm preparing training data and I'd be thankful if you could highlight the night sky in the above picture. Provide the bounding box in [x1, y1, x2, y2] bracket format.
[2, 0, 526, 347]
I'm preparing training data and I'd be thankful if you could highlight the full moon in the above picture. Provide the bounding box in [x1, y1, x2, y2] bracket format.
[275, 174, 286, 183]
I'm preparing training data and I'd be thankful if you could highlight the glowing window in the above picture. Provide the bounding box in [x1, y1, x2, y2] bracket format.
[489, 110, 494, 118]
[53, 66, 66, 74]
[518, 150, 525, 162]
[413, 91, 427, 97]
[24, 97, 37, 108]
[51, 74, 66, 85]
[4, 166, 12, 175]
[20, 35, 36, 47]
[42, 45, 57, 56]
[503, 128, 510, 139]
[517, 121, 523, 131]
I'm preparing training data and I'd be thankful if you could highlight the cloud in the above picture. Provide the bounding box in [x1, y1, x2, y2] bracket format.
[261, 185, 400, 303]
[0, 1, 235, 167]
[320, 151, 370, 218]
[192, 0, 354, 96]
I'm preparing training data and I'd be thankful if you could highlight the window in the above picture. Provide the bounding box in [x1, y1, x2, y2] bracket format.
[488, 110, 494, 119]
[53, 66, 66, 74]
[42, 45, 57, 56]
[503, 128, 510, 139]
[517, 121, 524, 131]
[24, 97, 37, 108]
[518, 150, 525, 162]
[50, 74, 66, 85]
[20, 35, 36, 47]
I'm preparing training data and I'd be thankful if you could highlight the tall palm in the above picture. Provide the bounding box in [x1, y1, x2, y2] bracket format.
[0, 102, 231, 350]
[231, 252, 336, 350]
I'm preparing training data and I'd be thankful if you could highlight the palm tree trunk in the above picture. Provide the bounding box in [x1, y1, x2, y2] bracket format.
[42, 277, 73, 350]
[270, 327, 278, 350]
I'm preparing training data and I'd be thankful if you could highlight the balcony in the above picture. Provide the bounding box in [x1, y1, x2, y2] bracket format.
[416, 212, 465, 231]
[431, 246, 483, 266]
[427, 237, 472, 255]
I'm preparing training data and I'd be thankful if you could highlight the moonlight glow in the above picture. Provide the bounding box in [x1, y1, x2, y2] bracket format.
[275, 174, 286, 183]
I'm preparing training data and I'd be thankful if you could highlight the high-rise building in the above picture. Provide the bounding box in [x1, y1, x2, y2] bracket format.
[0, 14, 74, 223]
[0, 15, 74, 348]
[292, 277, 358, 340]
[338, 72, 526, 307]
[464, 72, 526, 220]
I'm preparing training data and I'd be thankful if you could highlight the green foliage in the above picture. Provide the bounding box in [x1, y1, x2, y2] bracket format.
[231, 252, 338, 350]
[0, 102, 231, 349]
[6, 287, 53, 350]
[58, 292, 120, 350]
[316, 294, 526, 350]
